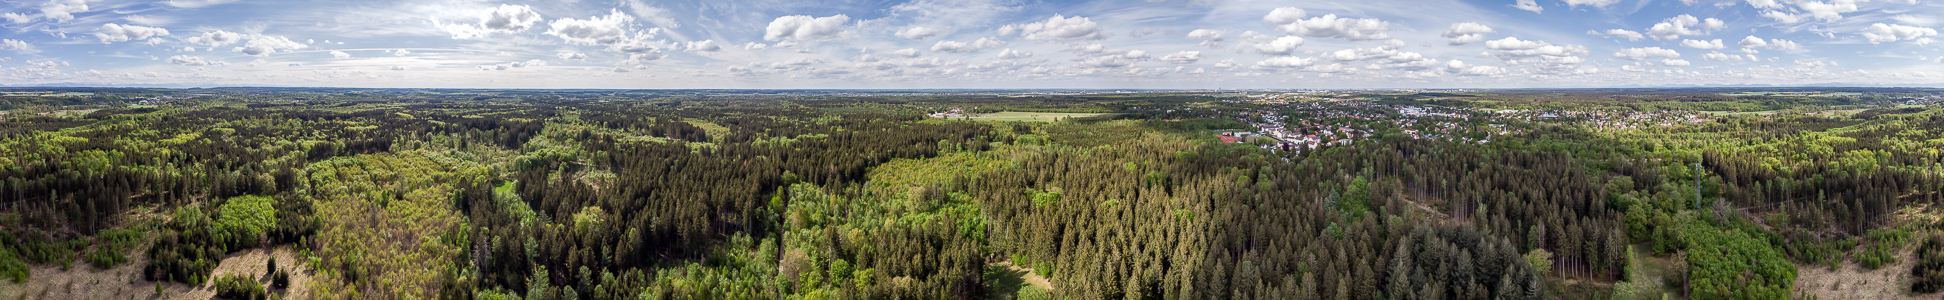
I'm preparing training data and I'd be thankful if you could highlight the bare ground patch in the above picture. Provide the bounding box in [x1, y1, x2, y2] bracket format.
[0, 245, 313, 300]
[1795, 248, 1921, 300]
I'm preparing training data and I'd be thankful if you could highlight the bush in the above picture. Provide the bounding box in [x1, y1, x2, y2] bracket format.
[0, 247, 27, 283]
[271, 270, 290, 289]
[1910, 235, 1944, 293]
[213, 274, 268, 300]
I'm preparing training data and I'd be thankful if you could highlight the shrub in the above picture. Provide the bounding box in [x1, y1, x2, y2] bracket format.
[213, 273, 267, 300]
[1910, 235, 1944, 293]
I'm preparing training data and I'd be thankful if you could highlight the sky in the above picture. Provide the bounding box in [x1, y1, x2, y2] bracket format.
[0, 0, 1941, 89]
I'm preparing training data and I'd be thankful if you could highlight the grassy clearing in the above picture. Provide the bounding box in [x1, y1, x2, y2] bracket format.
[970, 112, 1116, 122]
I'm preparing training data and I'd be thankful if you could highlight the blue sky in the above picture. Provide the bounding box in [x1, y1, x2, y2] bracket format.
[0, 0, 1939, 88]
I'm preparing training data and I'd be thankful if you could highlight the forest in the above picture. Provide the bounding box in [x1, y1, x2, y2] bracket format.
[0, 87, 1941, 299]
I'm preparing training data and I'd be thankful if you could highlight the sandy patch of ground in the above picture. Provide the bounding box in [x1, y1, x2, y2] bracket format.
[1795, 248, 1922, 300]
[990, 261, 1054, 291]
[0, 245, 313, 300]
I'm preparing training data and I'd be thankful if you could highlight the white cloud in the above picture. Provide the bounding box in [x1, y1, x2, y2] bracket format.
[894, 48, 920, 57]
[1760, 10, 1803, 23]
[765, 14, 851, 41]
[1271, 14, 1392, 41]
[930, 37, 1006, 53]
[1798, 0, 1859, 21]
[686, 40, 721, 52]
[2, 13, 33, 24]
[1862, 23, 1937, 44]
[1513, 0, 1544, 13]
[1254, 56, 1316, 68]
[1613, 47, 1682, 60]
[1679, 39, 1725, 49]
[233, 35, 307, 56]
[1187, 29, 1227, 46]
[1252, 36, 1305, 55]
[896, 26, 944, 40]
[167, 55, 220, 66]
[558, 52, 587, 60]
[330, 50, 351, 59]
[1459, 65, 1507, 76]
[1646, 14, 1725, 40]
[1746, 0, 1784, 9]
[1442, 22, 1495, 45]
[1001, 14, 1102, 41]
[0, 39, 33, 53]
[41, 0, 88, 22]
[391, 66, 406, 70]
[1563, 0, 1623, 8]
[185, 30, 242, 47]
[742, 43, 769, 51]
[1738, 36, 1767, 48]
[511, 59, 546, 67]
[94, 24, 170, 44]
[996, 48, 1032, 59]
[1262, 7, 1307, 24]
[1767, 39, 1799, 50]
[1159, 51, 1201, 64]
[1661, 58, 1691, 66]
[437, 4, 543, 39]
[1482, 37, 1589, 73]
[164, 0, 237, 8]
[1590, 29, 1646, 41]
[1702, 52, 1744, 61]
[548, 10, 640, 45]
[393, 49, 411, 56]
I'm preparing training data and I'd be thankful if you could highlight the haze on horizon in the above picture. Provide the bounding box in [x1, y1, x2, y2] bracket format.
[1, 0, 1941, 89]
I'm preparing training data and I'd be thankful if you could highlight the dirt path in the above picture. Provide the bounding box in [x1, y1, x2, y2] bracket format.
[991, 261, 1055, 291]
[0, 245, 314, 300]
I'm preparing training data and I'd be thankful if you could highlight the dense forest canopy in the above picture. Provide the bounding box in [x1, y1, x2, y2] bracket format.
[0, 87, 1941, 299]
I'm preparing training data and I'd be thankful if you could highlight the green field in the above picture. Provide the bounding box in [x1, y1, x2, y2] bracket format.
[969, 111, 1115, 122]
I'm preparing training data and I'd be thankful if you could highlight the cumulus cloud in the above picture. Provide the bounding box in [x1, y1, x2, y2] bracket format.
[437, 4, 544, 39]
[1000, 14, 1102, 41]
[894, 48, 920, 57]
[391, 66, 406, 70]
[1760, 10, 1803, 23]
[896, 26, 944, 40]
[548, 10, 640, 45]
[1701, 52, 1744, 61]
[1738, 36, 1768, 48]
[765, 14, 851, 41]
[393, 49, 411, 56]
[1613, 47, 1681, 60]
[1798, 0, 1859, 21]
[686, 40, 721, 52]
[186, 30, 242, 47]
[996, 48, 1032, 59]
[1483, 37, 1589, 73]
[167, 55, 218, 66]
[1862, 23, 1937, 44]
[1679, 39, 1725, 49]
[1589, 29, 1646, 41]
[930, 37, 1005, 53]
[558, 52, 587, 60]
[1159, 51, 1202, 64]
[1268, 12, 1392, 41]
[94, 24, 170, 44]
[233, 35, 307, 56]
[1513, 0, 1544, 13]
[0, 39, 32, 53]
[1661, 59, 1691, 66]
[330, 50, 351, 59]
[40, 0, 89, 22]
[1442, 22, 1495, 45]
[1766, 39, 1799, 50]
[2, 13, 32, 24]
[1186, 29, 1226, 46]
[1647, 14, 1724, 40]
[1251, 36, 1305, 55]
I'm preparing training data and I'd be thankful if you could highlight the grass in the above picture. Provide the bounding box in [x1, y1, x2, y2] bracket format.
[970, 112, 1116, 122]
